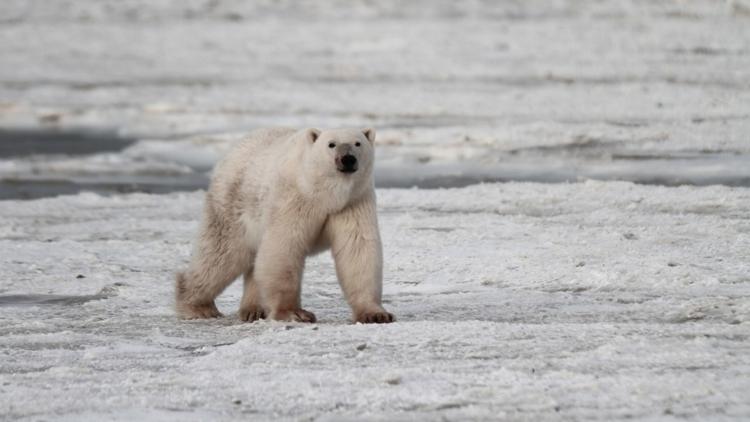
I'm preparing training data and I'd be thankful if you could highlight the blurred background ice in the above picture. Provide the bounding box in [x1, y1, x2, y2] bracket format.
[1, 0, 749, 198]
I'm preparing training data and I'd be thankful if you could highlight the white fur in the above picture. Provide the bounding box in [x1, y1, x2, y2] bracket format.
[175, 127, 394, 324]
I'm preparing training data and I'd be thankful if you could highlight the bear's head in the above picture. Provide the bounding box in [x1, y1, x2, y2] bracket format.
[302, 128, 376, 181]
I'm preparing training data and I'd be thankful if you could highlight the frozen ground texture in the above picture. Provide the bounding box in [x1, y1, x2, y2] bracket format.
[0, 182, 749, 421]
[1, 0, 750, 421]
[1, 0, 750, 191]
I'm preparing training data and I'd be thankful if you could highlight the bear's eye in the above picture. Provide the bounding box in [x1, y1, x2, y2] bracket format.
[355, 142, 361, 147]
[328, 142, 336, 148]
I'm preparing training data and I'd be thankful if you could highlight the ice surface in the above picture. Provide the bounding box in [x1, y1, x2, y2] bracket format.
[1, 182, 749, 420]
[1, 0, 750, 420]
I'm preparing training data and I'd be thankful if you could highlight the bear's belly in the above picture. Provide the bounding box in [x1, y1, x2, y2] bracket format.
[307, 232, 330, 256]
[240, 212, 264, 249]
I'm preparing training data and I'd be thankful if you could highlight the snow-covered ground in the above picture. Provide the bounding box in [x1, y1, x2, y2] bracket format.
[1, 0, 750, 420]
[1, 183, 749, 420]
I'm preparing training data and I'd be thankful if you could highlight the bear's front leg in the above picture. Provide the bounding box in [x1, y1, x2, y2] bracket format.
[238, 269, 265, 322]
[325, 193, 394, 324]
[254, 219, 318, 323]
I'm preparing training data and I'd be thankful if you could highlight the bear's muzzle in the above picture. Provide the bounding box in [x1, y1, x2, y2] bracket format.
[337, 154, 358, 173]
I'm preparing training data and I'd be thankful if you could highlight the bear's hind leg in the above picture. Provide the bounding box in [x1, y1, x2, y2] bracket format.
[175, 271, 223, 318]
[176, 225, 252, 320]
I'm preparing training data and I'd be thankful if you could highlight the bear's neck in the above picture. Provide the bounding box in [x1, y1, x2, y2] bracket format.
[294, 170, 371, 214]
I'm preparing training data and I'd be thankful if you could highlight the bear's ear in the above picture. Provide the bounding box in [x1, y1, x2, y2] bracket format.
[305, 128, 321, 143]
[362, 127, 376, 144]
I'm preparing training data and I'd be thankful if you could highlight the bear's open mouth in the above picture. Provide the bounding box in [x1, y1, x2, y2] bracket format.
[338, 167, 357, 174]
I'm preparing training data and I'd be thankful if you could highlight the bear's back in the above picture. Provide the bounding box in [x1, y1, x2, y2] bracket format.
[206, 128, 297, 215]
[215, 127, 296, 177]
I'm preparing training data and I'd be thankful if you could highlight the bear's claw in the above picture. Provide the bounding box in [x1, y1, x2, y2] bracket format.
[269, 308, 317, 323]
[239, 307, 266, 322]
[356, 311, 395, 324]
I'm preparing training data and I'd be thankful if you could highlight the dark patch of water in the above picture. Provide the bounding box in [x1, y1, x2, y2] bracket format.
[0, 128, 135, 157]
[0, 174, 210, 200]
[1, 128, 749, 200]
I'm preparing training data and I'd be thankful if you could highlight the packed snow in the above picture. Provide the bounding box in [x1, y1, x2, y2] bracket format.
[1, 183, 749, 420]
[1, 0, 750, 420]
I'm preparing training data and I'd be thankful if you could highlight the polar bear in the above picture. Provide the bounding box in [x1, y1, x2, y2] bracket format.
[175, 127, 394, 324]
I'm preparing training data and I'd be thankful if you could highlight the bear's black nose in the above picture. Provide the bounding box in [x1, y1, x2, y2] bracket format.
[340, 154, 357, 172]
